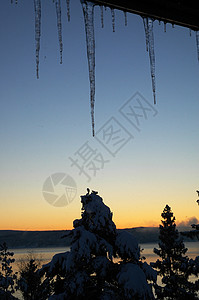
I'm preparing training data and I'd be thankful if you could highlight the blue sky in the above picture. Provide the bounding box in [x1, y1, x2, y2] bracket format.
[0, 0, 199, 230]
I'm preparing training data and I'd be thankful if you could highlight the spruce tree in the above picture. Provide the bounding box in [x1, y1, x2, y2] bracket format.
[40, 190, 157, 299]
[151, 205, 199, 300]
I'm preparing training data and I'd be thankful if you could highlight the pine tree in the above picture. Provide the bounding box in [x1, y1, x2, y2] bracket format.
[0, 242, 17, 300]
[151, 205, 199, 300]
[40, 190, 157, 299]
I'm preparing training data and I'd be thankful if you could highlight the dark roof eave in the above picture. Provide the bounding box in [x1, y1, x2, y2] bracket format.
[91, 0, 199, 31]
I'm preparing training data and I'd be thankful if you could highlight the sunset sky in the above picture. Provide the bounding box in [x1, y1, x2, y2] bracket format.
[0, 0, 199, 231]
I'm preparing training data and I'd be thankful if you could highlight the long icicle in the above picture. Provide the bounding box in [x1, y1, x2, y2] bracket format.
[55, 0, 63, 64]
[100, 6, 104, 28]
[81, 1, 95, 136]
[164, 21, 167, 32]
[111, 8, 115, 32]
[148, 18, 156, 104]
[66, 0, 70, 22]
[34, 0, 41, 79]
[124, 11, 127, 26]
[143, 18, 156, 104]
[196, 31, 199, 62]
[143, 17, 149, 52]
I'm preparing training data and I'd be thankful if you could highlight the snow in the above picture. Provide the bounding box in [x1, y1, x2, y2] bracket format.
[81, 1, 96, 136]
[117, 263, 154, 299]
[68, 270, 89, 296]
[41, 251, 70, 274]
[142, 261, 157, 282]
[70, 226, 98, 262]
[115, 230, 140, 261]
[92, 256, 111, 277]
[80, 192, 116, 236]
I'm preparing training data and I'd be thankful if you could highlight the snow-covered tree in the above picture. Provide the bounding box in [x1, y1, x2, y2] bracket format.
[151, 205, 199, 300]
[0, 242, 17, 300]
[40, 190, 156, 299]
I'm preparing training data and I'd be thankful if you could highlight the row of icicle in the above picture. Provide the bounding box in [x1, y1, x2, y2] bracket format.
[32, 0, 70, 78]
[10, 0, 199, 136]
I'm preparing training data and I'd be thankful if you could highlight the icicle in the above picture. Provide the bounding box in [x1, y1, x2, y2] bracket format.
[81, 1, 96, 136]
[196, 31, 199, 62]
[164, 21, 167, 32]
[172, 23, 174, 28]
[143, 18, 149, 52]
[143, 18, 156, 104]
[100, 6, 104, 28]
[55, 0, 63, 64]
[66, 0, 70, 22]
[124, 11, 127, 26]
[148, 18, 156, 104]
[111, 8, 115, 32]
[189, 28, 192, 37]
[34, 0, 41, 79]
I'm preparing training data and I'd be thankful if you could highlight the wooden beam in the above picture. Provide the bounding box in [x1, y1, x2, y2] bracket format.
[91, 0, 199, 31]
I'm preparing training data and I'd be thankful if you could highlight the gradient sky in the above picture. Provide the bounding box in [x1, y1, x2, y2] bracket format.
[0, 0, 199, 231]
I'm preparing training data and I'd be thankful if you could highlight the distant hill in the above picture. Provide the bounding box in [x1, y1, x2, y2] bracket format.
[0, 230, 71, 249]
[0, 227, 195, 249]
[122, 227, 159, 244]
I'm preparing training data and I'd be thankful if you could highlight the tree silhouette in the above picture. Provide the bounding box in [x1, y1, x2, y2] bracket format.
[0, 242, 17, 300]
[40, 190, 156, 299]
[17, 254, 50, 300]
[151, 205, 199, 300]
